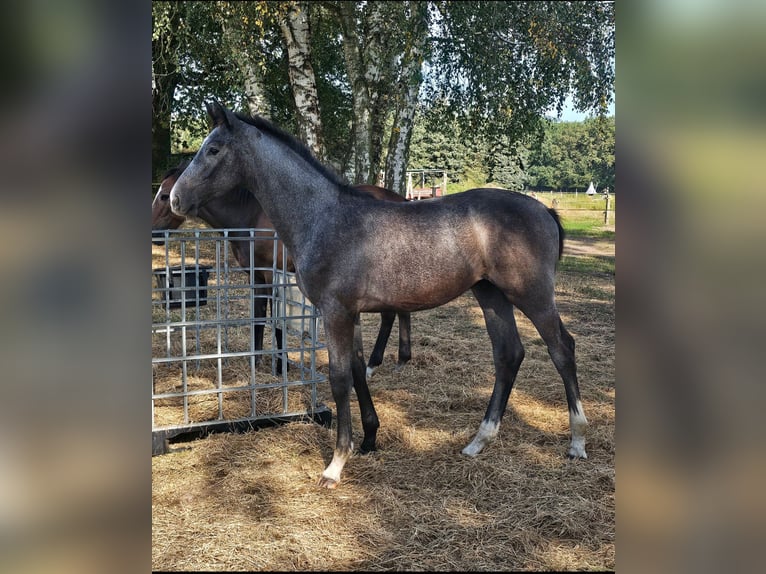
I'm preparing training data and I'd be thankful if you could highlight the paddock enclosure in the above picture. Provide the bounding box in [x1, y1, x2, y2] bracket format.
[152, 224, 615, 571]
[152, 228, 329, 455]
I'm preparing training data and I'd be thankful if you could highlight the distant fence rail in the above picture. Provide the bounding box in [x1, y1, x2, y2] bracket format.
[525, 191, 615, 224]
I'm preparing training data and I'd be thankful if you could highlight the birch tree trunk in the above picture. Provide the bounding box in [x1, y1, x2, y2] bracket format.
[221, 18, 269, 118]
[280, 1, 324, 160]
[337, 1, 394, 185]
[364, 4, 391, 186]
[337, 3, 370, 184]
[384, 2, 429, 197]
[240, 60, 270, 118]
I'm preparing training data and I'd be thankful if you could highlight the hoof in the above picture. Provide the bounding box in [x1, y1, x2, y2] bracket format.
[276, 362, 290, 376]
[461, 444, 481, 457]
[366, 366, 376, 378]
[393, 362, 407, 374]
[567, 450, 588, 460]
[318, 476, 339, 489]
[359, 442, 377, 455]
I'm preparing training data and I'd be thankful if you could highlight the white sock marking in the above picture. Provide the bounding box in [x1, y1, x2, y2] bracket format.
[462, 420, 499, 456]
[321, 443, 353, 484]
[568, 400, 588, 459]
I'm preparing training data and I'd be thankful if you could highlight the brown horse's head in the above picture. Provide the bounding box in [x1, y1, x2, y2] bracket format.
[152, 161, 189, 244]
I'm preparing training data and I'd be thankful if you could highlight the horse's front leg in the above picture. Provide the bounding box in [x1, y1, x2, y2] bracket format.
[319, 312, 357, 489]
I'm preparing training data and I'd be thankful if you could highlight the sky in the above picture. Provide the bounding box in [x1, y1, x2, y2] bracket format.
[545, 94, 616, 122]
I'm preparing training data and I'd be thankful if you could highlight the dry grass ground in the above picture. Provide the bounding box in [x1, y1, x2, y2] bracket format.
[152, 228, 615, 571]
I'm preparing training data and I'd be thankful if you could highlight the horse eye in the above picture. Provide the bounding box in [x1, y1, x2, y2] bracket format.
[160, 194, 169, 201]
[208, 147, 219, 156]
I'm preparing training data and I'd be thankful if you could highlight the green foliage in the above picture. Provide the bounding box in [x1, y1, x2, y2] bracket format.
[408, 102, 614, 194]
[167, 2, 286, 131]
[310, 4, 354, 172]
[153, 1, 615, 190]
[427, 1, 614, 142]
[408, 106, 468, 180]
[527, 116, 615, 191]
[486, 135, 529, 190]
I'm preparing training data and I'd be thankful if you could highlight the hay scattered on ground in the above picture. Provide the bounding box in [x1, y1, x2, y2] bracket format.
[152, 234, 615, 571]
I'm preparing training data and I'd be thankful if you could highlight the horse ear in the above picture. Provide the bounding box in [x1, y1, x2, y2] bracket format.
[206, 101, 231, 129]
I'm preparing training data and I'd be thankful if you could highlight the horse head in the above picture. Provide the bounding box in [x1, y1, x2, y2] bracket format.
[152, 160, 189, 244]
[170, 102, 246, 217]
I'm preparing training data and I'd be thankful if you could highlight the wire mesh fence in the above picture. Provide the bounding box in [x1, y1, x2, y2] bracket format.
[151, 228, 330, 455]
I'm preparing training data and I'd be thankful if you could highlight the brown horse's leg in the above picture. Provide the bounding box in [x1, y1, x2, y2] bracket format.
[266, 295, 288, 375]
[366, 311, 413, 377]
[463, 281, 525, 456]
[366, 311, 395, 377]
[252, 284, 268, 368]
[522, 298, 588, 459]
[319, 312, 357, 489]
[395, 312, 412, 371]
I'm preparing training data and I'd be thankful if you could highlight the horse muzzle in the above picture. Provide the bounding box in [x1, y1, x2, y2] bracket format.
[170, 193, 197, 217]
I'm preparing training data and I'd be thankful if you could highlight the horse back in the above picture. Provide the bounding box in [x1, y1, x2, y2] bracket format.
[354, 184, 407, 203]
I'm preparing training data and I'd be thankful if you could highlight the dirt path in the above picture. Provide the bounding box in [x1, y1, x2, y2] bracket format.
[564, 236, 615, 258]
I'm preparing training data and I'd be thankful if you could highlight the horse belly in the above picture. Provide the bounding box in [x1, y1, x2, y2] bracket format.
[363, 264, 476, 313]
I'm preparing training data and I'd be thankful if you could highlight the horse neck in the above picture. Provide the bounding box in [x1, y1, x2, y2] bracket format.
[197, 188, 265, 230]
[196, 188, 276, 269]
[243, 134, 343, 259]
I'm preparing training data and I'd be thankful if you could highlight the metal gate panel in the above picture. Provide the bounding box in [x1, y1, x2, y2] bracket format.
[151, 228, 330, 455]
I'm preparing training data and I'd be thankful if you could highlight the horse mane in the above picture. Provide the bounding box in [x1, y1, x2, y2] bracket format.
[161, 159, 191, 182]
[233, 112, 363, 194]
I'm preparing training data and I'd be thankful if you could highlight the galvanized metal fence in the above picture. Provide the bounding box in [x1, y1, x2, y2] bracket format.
[151, 228, 330, 455]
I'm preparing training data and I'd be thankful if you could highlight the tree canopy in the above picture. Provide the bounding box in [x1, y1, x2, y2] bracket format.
[152, 1, 614, 192]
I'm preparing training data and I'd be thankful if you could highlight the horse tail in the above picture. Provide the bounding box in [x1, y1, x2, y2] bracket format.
[547, 208, 565, 260]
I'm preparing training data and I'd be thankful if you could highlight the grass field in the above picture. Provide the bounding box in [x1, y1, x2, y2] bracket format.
[445, 180, 615, 239]
[152, 206, 615, 571]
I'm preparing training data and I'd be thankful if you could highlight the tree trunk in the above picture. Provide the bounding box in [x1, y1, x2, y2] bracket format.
[241, 60, 270, 118]
[151, 70, 178, 186]
[338, 3, 370, 184]
[384, 2, 429, 197]
[151, 5, 182, 185]
[337, 1, 392, 185]
[364, 3, 390, 185]
[221, 17, 270, 118]
[280, 1, 324, 160]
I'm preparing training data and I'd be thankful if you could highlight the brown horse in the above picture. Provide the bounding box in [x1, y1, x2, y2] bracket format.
[153, 161, 412, 376]
[169, 103, 588, 489]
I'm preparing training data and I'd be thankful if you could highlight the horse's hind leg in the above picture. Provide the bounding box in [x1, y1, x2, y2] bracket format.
[395, 312, 412, 371]
[352, 314, 380, 453]
[522, 299, 588, 459]
[463, 281, 525, 456]
[251, 281, 269, 368]
[267, 297, 288, 375]
[366, 311, 395, 377]
[364, 311, 412, 377]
